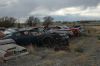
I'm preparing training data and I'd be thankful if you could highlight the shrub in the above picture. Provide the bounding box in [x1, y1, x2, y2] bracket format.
[97, 35, 100, 40]
[74, 47, 84, 53]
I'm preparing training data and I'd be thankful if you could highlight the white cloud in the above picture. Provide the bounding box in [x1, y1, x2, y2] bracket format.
[29, 7, 51, 16]
[0, 0, 19, 8]
[29, 7, 83, 16]
[50, 7, 83, 16]
[48, 4, 100, 17]
[80, 4, 100, 17]
[29, 4, 100, 17]
[0, 0, 100, 21]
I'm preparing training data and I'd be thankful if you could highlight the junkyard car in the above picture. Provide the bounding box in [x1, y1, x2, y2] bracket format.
[4, 28, 18, 35]
[0, 39, 29, 61]
[3, 28, 69, 50]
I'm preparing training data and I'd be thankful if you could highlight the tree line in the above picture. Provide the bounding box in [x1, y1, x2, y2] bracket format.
[0, 16, 54, 28]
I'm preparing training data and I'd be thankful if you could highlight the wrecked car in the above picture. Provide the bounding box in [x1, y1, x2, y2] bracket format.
[0, 39, 29, 61]
[3, 27, 69, 50]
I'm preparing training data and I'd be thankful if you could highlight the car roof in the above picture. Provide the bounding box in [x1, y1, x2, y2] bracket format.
[0, 44, 26, 51]
[0, 39, 15, 45]
[0, 44, 16, 51]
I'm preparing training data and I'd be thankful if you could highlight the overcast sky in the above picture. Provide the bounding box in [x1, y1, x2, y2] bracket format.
[0, 0, 100, 21]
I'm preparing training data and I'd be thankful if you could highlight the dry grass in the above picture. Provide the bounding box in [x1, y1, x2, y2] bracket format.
[72, 53, 89, 64]
[1, 32, 100, 66]
[49, 51, 68, 58]
[97, 40, 100, 45]
[37, 60, 56, 66]
[92, 26, 100, 29]
[84, 26, 100, 36]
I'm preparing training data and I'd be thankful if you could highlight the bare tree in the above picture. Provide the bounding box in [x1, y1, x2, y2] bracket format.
[43, 16, 54, 28]
[26, 16, 40, 27]
[0, 16, 16, 28]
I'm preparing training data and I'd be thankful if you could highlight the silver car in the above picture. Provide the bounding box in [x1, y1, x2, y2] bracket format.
[0, 39, 29, 61]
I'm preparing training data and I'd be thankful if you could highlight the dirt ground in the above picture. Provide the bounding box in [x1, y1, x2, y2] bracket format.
[0, 36, 100, 66]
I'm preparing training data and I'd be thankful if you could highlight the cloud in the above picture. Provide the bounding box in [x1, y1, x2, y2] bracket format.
[30, 4, 100, 17]
[80, 4, 100, 17]
[29, 7, 51, 16]
[0, 0, 100, 21]
[50, 7, 83, 16]
[0, 0, 19, 8]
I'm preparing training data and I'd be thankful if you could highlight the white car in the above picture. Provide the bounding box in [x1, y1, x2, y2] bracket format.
[0, 39, 15, 45]
[3, 28, 17, 36]
[0, 39, 29, 61]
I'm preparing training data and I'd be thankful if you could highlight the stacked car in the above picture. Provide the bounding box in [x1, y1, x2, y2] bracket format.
[0, 25, 84, 62]
[2, 27, 69, 50]
[0, 39, 29, 61]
